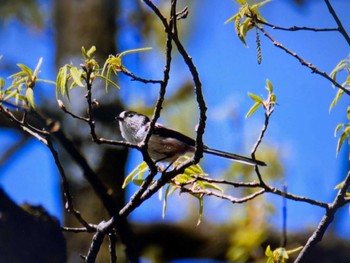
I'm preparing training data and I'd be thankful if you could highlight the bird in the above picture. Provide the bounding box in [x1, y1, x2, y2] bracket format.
[116, 110, 266, 166]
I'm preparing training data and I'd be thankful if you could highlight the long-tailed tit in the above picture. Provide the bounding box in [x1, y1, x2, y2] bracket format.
[116, 111, 266, 166]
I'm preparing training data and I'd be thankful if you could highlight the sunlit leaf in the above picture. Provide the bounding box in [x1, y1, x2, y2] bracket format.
[196, 196, 204, 226]
[162, 184, 176, 219]
[201, 181, 224, 193]
[17, 63, 33, 77]
[117, 47, 152, 58]
[329, 88, 344, 112]
[2, 89, 18, 102]
[86, 46, 96, 58]
[334, 181, 344, 190]
[235, 0, 246, 5]
[96, 74, 120, 90]
[70, 67, 84, 87]
[56, 65, 69, 99]
[122, 161, 148, 189]
[250, 0, 271, 11]
[266, 79, 273, 93]
[25, 88, 35, 108]
[81, 46, 88, 59]
[336, 129, 349, 155]
[334, 123, 344, 137]
[0, 77, 5, 89]
[246, 101, 261, 118]
[330, 59, 350, 83]
[224, 13, 241, 24]
[248, 92, 263, 103]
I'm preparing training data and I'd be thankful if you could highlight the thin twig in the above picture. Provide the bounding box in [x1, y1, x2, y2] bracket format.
[324, 0, 350, 45]
[121, 69, 163, 84]
[255, 18, 338, 32]
[46, 138, 95, 231]
[179, 185, 266, 204]
[109, 230, 118, 263]
[295, 169, 350, 262]
[255, 23, 350, 95]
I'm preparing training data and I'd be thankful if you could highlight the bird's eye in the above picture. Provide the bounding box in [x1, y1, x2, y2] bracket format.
[126, 112, 135, 118]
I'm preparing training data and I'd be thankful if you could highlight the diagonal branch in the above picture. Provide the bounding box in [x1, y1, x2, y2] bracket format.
[255, 23, 350, 96]
[295, 169, 350, 262]
[324, 0, 350, 45]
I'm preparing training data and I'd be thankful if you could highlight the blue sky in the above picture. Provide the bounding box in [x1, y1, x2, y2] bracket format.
[0, 0, 349, 254]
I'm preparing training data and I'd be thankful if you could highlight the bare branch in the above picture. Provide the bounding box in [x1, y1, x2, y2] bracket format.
[324, 0, 350, 45]
[254, 23, 350, 95]
[295, 169, 350, 262]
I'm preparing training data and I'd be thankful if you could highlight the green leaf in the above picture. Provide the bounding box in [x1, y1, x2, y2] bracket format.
[122, 162, 148, 189]
[56, 65, 69, 99]
[81, 46, 88, 58]
[86, 46, 96, 58]
[69, 67, 84, 87]
[330, 59, 350, 83]
[118, 47, 152, 58]
[334, 181, 344, 190]
[347, 106, 350, 120]
[2, 89, 18, 102]
[162, 184, 173, 219]
[196, 196, 204, 226]
[286, 246, 303, 255]
[0, 77, 5, 89]
[336, 129, 349, 155]
[25, 88, 35, 108]
[334, 123, 344, 137]
[201, 181, 224, 193]
[235, 0, 246, 5]
[250, 0, 271, 11]
[266, 79, 273, 93]
[265, 245, 272, 257]
[96, 73, 120, 90]
[246, 101, 261, 118]
[248, 92, 263, 103]
[224, 13, 241, 24]
[329, 88, 344, 112]
[17, 63, 33, 77]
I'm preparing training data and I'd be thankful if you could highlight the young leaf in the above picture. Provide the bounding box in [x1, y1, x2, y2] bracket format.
[334, 123, 344, 137]
[0, 77, 5, 89]
[336, 129, 349, 155]
[162, 184, 172, 219]
[25, 88, 35, 108]
[266, 79, 273, 93]
[86, 46, 96, 58]
[81, 46, 88, 59]
[246, 101, 261, 118]
[117, 47, 152, 58]
[96, 74, 120, 90]
[17, 63, 33, 77]
[122, 162, 148, 189]
[248, 92, 263, 103]
[329, 89, 344, 112]
[69, 67, 84, 87]
[196, 196, 204, 226]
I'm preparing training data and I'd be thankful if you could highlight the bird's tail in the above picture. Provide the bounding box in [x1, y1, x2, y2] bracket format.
[203, 148, 266, 166]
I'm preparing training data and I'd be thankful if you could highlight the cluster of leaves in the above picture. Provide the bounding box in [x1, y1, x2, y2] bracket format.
[56, 46, 151, 99]
[225, 0, 270, 46]
[329, 58, 350, 156]
[122, 156, 223, 225]
[246, 79, 276, 118]
[265, 245, 303, 263]
[0, 57, 54, 109]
